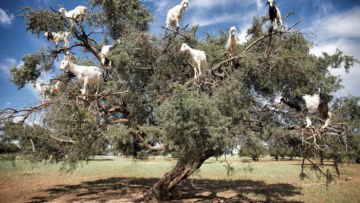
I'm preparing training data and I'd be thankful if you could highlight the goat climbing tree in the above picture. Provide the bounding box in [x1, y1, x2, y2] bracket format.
[0, 0, 358, 201]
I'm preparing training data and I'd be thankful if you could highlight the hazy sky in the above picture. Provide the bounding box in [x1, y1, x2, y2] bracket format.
[0, 0, 359, 110]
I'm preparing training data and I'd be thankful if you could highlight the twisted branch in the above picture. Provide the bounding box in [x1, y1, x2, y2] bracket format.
[131, 131, 166, 152]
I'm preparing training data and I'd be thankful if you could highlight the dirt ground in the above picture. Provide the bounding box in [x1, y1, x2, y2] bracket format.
[0, 159, 359, 203]
[0, 173, 302, 203]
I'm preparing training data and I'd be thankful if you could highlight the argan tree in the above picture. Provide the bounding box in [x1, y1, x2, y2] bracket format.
[0, 1, 357, 201]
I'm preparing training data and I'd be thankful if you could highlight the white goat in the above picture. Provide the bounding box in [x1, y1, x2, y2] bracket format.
[50, 79, 65, 94]
[166, 0, 189, 30]
[58, 6, 87, 23]
[34, 80, 62, 100]
[225, 26, 238, 55]
[44, 31, 70, 48]
[180, 43, 207, 78]
[267, 0, 283, 31]
[60, 56, 103, 97]
[100, 45, 113, 66]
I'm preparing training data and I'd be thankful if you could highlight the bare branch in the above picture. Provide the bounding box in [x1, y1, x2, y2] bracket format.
[49, 134, 76, 144]
[0, 102, 51, 124]
[132, 131, 166, 152]
[161, 26, 191, 39]
[30, 138, 36, 152]
[109, 119, 129, 124]
[49, 43, 84, 57]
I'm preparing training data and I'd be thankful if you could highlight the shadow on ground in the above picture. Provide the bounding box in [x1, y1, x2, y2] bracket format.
[28, 177, 302, 203]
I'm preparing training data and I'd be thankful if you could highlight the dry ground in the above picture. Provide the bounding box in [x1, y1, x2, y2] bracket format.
[0, 157, 359, 203]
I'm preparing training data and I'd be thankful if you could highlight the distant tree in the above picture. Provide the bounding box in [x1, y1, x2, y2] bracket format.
[239, 136, 267, 161]
[0, 1, 357, 201]
[0, 142, 20, 154]
[331, 97, 360, 164]
[268, 129, 301, 160]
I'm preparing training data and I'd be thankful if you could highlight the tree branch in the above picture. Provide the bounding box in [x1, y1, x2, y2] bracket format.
[211, 20, 301, 72]
[49, 134, 75, 144]
[132, 131, 166, 152]
[161, 26, 191, 39]
[0, 102, 51, 124]
[49, 43, 84, 57]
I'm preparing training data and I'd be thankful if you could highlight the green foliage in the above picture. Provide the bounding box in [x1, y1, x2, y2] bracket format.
[21, 7, 66, 36]
[268, 129, 301, 160]
[105, 124, 135, 155]
[0, 142, 20, 154]
[239, 136, 267, 161]
[90, 0, 153, 39]
[319, 49, 358, 73]
[2, 103, 107, 171]
[10, 53, 53, 88]
[157, 85, 230, 160]
[200, 31, 228, 65]
[139, 124, 166, 143]
[246, 17, 266, 39]
[332, 97, 360, 163]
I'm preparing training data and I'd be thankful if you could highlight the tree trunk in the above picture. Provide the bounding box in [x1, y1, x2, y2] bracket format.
[148, 152, 213, 201]
[319, 151, 324, 165]
[356, 156, 360, 164]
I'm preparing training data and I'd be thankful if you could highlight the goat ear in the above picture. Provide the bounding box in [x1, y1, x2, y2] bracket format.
[64, 55, 71, 61]
[64, 51, 71, 59]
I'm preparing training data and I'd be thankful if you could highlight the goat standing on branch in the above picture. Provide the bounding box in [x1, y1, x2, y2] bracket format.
[60, 55, 103, 98]
[225, 26, 238, 56]
[280, 93, 333, 129]
[267, 0, 283, 31]
[166, 0, 189, 31]
[100, 45, 113, 66]
[100, 45, 114, 78]
[58, 6, 87, 23]
[44, 31, 70, 48]
[180, 43, 207, 78]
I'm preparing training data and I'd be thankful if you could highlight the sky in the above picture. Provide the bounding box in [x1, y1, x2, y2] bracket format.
[0, 0, 359, 110]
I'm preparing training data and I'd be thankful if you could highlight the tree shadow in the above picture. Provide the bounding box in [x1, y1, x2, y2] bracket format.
[28, 177, 302, 203]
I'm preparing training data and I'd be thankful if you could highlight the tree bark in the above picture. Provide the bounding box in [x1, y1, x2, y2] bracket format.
[275, 155, 279, 161]
[319, 152, 324, 165]
[148, 151, 214, 201]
